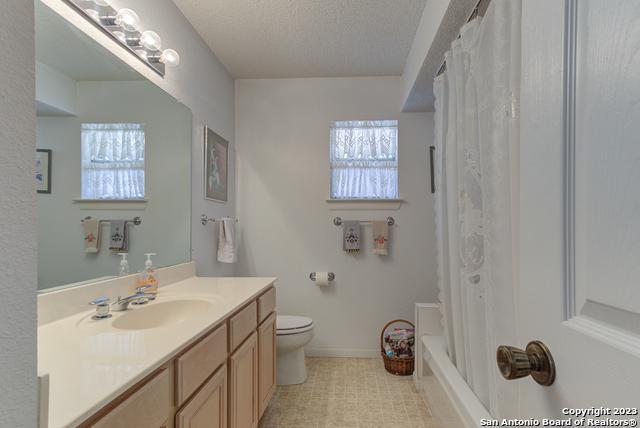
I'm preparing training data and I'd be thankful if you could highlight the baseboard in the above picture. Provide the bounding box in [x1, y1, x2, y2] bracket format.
[305, 348, 379, 358]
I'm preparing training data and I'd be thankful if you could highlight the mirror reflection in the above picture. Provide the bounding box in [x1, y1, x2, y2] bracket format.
[35, 2, 192, 291]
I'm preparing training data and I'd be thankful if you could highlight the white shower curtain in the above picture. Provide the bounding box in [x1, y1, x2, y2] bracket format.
[433, 0, 521, 418]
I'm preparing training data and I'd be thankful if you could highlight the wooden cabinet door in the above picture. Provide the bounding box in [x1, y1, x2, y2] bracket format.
[228, 332, 258, 428]
[92, 367, 173, 428]
[175, 365, 227, 428]
[257, 312, 276, 419]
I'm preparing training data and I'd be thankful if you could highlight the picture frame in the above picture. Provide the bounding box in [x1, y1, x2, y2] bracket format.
[204, 126, 229, 202]
[36, 149, 52, 194]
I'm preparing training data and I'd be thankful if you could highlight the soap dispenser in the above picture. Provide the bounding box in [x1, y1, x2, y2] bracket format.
[138, 253, 158, 298]
[118, 253, 129, 276]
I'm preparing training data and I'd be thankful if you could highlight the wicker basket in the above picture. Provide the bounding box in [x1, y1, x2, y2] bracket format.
[380, 319, 415, 376]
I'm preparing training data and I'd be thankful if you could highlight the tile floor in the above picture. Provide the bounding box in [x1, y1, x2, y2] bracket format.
[258, 357, 440, 428]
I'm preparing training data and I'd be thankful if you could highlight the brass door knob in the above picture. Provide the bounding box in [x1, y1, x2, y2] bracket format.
[496, 340, 555, 386]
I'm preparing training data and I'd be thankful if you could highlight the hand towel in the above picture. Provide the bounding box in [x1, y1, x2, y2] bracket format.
[217, 218, 237, 263]
[83, 218, 101, 253]
[108, 220, 128, 252]
[372, 220, 389, 255]
[342, 221, 361, 253]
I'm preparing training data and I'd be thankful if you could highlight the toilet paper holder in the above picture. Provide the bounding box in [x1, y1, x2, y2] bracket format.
[309, 272, 335, 282]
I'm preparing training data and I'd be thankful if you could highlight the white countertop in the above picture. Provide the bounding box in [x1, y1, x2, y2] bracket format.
[38, 276, 276, 428]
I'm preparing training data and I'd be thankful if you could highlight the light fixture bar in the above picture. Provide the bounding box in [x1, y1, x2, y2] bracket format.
[63, 0, 181, 77]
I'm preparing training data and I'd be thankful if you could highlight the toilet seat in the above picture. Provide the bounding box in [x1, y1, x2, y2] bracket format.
[277, 315, 313, 335]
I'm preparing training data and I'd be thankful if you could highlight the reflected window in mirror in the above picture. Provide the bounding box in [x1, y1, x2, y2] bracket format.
[81, 123, 145, 200]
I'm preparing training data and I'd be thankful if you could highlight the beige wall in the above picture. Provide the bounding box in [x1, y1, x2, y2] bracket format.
[235, 77, 438, 355]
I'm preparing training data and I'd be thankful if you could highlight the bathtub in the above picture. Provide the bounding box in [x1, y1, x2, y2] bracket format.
[413, 303, 491, 428]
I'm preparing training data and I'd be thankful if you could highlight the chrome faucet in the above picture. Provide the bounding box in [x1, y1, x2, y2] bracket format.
[111, 286, 157, 312]
[89, 296, 112, 320]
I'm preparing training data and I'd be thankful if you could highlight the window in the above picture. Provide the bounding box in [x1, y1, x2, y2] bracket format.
[330, 120, 398, 199]
[81, 123, 145, 200]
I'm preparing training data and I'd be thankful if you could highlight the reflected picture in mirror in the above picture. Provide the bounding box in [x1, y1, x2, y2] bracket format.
[36, 149, 52, 194]
[35, 1, 192, 292]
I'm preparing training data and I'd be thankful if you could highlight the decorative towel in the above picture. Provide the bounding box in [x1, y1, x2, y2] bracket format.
[217, 218, 237, 263]
[83, 218, 101, 253]
[372, 221, 389, 255]
[342, 221, 361, 253]
[108, 220, 128, 252]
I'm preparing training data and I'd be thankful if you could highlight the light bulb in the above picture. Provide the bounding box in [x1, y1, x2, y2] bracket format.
[115, 8, 140, 32]
[160, 49, 180, 67]
[140, 30, 162, 51]
[113, 30, 127, 44]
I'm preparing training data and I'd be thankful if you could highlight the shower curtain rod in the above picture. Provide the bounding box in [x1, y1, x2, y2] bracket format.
[435, 0, 490, 77]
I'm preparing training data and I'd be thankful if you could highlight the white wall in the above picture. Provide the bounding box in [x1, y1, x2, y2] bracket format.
[235, 77, 439, 355]
[37, 80, 192, 289]
[106, 0, 237, 277]
[0, 1, 38, 426]
[42, 0, 238, 276]
[36, 61, 77, 115]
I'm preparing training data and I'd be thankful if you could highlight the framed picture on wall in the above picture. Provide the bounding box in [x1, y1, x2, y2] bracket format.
[36, 149, 52, 194]
[204, 126, 228, 202]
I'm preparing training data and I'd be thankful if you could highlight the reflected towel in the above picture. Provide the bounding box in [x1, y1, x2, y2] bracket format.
[217, 218, 237, 263]
[83, 218, 100, 253]
[372, 220, 389, 255]
[342, 220, 361, 253]
[108, 220, 128, 252]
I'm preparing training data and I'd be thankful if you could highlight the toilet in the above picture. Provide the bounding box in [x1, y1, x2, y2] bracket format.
[276, 315, 314, 385]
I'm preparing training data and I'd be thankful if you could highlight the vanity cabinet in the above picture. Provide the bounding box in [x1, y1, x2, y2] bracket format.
[229, 332, 259, 428]
[83, 286, 276, 428]
[257, 312, 277, 418]
[175, 365, 227, 428]
[91, 367, 174, 428]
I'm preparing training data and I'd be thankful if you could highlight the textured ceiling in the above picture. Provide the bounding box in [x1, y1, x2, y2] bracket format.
[173, 0, 428, 78]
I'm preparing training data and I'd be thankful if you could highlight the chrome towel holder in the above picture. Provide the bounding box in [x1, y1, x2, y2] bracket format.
[333, 216, 395, 226]
[201, 214, 239, 226]
[81, 216, 142, 225]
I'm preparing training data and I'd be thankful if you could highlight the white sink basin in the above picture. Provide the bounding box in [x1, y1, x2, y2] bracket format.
[111, 299, 213, 330]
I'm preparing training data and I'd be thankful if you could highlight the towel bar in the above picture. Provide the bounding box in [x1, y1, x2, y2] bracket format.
[201, 214, 238, 226]
[81, 216, 142, 226]
[333, 216, 395, 226]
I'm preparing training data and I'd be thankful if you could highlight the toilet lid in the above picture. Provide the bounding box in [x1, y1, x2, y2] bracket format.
[277, 315, 313, 334]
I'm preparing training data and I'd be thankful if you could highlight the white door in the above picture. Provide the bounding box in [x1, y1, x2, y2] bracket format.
[516, 0, 640, 421]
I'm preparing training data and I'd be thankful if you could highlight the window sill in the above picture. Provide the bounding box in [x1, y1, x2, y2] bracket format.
[325, 199, 404, 210]
[73, 199, 148, 210]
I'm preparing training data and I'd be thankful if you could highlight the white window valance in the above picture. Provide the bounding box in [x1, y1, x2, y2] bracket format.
[330, 120, 398, 199]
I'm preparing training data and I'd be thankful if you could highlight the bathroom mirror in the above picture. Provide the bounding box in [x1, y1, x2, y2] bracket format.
[36, 1, 192, 291]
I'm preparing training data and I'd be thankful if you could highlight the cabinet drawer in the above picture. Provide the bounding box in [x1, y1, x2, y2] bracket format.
[229, 301, 257, 351]
[93, 368, 172, 428]
[258, 287, 276, 324]
[176, 324, 227, 406]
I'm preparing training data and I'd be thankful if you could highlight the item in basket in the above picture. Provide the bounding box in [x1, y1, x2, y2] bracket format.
[397, 339, 413, 358]
[383, 343, 395, 358]
[384, 328, 415, 358]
